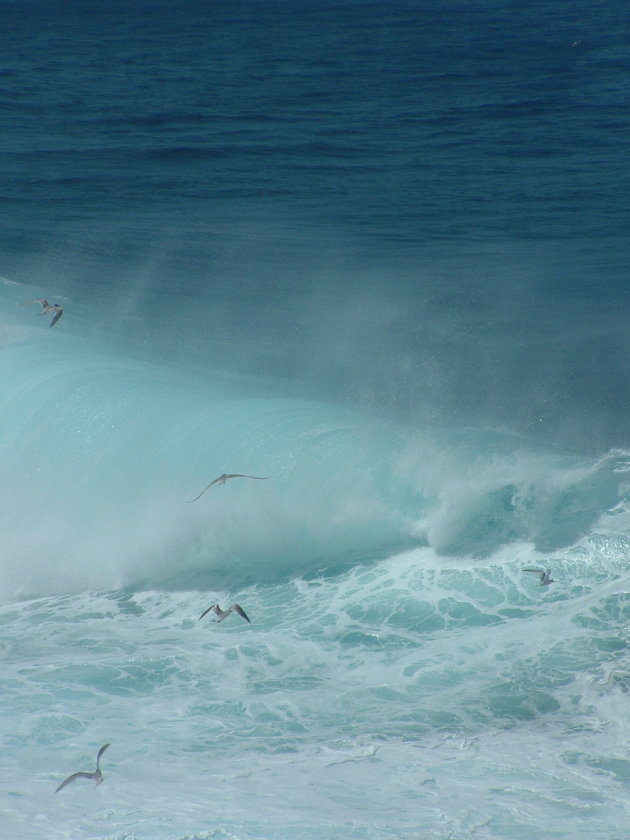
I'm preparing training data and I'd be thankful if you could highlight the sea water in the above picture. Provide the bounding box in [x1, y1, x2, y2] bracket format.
[2, 1, 630, 838]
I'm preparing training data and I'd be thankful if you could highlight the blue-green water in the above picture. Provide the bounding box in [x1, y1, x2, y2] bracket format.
[2, 1, 630, 838]
[2, 328, 630, 839]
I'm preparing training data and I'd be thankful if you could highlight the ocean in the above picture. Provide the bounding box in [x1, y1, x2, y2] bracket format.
[2, 1, 630, 838]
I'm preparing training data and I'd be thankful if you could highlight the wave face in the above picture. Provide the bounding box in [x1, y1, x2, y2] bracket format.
[2, 1, 630, 838]
[0, 327, 417, 598]
[1, 321, 628, 602]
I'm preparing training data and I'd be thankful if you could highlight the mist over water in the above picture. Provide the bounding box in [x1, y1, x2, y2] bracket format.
[3, 0, 630, 450]
[2, 1, 630, 838]
[6, 225, 630, 453]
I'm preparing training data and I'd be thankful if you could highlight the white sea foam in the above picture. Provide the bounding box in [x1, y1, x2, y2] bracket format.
[1, 541, 630, 839]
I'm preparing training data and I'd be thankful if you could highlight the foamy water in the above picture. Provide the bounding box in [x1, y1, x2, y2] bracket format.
[2, 545, 630, 839]
[2, 300, 630, 838]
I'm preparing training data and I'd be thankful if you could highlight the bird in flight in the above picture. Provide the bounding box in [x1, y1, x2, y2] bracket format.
[22, 298, 63, 327]
[188, 473, 269, 502]
[199, 603, 251, 623]
[523, 567, 554, 586]
[55, 743, 110, 793]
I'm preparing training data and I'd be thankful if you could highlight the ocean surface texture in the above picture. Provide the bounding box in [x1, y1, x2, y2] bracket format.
[2, 1, 630, 838]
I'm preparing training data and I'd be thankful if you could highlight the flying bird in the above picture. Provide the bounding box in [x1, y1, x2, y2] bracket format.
[188, 473, 269, 502]
[199, 603, 251, 623]
[55, 743, 110, 793]
[523, 567, 555, 586]
[22, 298, 63, 327]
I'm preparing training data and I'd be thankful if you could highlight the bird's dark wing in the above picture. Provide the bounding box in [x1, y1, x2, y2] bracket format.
[187, 483, 213, 503]
[523, 568, 544, 579]
[96, 743, 110, 768]
[55, 771, 96, 793]
[232, 604, 251, 623]
[226, 474, 270, 481]
[199, 604, 217, 621]
[187, 476, 223, 502]
[50, 308, 63, 327]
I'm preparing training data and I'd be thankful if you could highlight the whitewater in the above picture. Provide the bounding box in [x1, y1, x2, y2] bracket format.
[3, 0, 630, 838]
[2, 280, 630, 839]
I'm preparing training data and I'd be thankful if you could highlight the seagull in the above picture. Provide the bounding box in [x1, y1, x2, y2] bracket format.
[22, 298, 63, 327]
[523, 567, 555, 586]
[188, 473, 269, 502]
[199, 603, 251, 623]
[55, 743, 110, 793]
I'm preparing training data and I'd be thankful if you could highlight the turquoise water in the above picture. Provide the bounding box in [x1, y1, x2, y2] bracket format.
[2, 317, 630, 838]
[2, 1, 630, 837]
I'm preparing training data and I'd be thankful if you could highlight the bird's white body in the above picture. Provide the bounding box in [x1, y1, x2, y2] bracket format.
[199, 603, 251, 623]
[523, 567, 554, 586]
[188, 473, 269, 502]
[55, 743, 110, 793]
[22, 298, 63, 327]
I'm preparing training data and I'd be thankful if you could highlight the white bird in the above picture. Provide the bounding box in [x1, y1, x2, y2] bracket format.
[55, 744, 110, 793]
[523, 567, 555, 586]
[22, 298, 63, 327]
[199, 603, 251, 623]
[188, 473, 269, 502]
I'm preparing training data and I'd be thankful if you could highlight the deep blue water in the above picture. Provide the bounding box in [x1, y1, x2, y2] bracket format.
[2, 2, 630, 838]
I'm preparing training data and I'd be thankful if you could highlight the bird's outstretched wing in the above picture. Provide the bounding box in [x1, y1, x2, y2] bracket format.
[199, 604, 218, 621]
[21, 298, 47, 308]
[523, 567, 544, 580]
[225, 474, 270, 481]
[55, 771, 96, 793]
[231, 604, 251, 623]
[96, 743, 110, 769]
[187, 477, 225, 503]
[50, 308, 63, 327]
